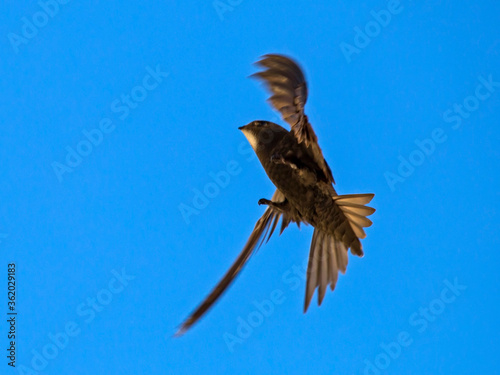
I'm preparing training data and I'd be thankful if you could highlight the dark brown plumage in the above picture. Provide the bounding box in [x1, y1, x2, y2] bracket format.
[175, 54, 375, 336]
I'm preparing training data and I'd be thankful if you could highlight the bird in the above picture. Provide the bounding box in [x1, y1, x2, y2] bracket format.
[175, 54, 375, 336]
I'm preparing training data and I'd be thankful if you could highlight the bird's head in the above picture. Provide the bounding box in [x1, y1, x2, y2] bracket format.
[239, 121, 287, 154]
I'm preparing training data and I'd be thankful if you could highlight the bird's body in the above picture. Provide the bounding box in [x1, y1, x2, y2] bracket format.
[176, 54, 375, 336]
[247, 124, 334, 224]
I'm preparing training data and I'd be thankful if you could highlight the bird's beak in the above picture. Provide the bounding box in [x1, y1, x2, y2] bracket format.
[238, 122, 253, 131]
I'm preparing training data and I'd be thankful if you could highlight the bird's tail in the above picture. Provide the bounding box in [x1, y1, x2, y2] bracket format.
[332, 193, 375, 256]
[304, 193, 375, 311]
[304, 228, 349, 312]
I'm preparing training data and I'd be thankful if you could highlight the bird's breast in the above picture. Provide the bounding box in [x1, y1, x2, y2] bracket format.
[259, 156, 319, 223]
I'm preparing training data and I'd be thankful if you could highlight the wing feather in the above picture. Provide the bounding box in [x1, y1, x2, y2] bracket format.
[252, 54, 335, 184]
[175, 190, 298, 336]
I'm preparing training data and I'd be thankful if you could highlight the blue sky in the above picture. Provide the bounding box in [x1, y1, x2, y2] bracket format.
[1, 1, 499, 374]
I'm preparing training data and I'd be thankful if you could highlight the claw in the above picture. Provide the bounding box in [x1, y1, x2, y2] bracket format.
[258, 198, 290, 213]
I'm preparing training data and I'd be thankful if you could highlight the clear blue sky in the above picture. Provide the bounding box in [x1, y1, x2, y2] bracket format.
[1, 1, 499, 374]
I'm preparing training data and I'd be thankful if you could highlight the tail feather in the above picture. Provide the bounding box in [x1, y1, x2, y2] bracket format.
[317, 232, 328, 305]
[304, 193, 375, 310]
[333, 193, 375, 254]
[305, 230, 321, 311]
[304, 229, 351, 312]
[328, 236, 339, 290]
[334, 194, 374, 205]
[335, 240, 348, 275]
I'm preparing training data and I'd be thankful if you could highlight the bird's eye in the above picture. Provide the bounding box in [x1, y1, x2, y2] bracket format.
[260, 128, 275, 144]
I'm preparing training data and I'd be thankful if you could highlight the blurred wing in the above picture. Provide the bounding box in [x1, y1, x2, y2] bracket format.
[252, 54, 334, 184]
[175, 190, 298, 336]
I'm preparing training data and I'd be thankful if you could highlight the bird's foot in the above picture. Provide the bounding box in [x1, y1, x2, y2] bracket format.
[258, 198, 289, 212]
[258, 198, 272, 206]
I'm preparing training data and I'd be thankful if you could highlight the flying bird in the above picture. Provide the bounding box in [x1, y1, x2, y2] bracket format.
[176, 54, 375, 336]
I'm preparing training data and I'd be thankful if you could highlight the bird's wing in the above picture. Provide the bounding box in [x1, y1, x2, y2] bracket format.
[175, 190, 298, 336]
[251, 54, 335, 184]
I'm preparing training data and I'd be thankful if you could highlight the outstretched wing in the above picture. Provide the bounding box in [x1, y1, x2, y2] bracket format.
[252, 54, 334, 184]
[175, 190, 299, 336]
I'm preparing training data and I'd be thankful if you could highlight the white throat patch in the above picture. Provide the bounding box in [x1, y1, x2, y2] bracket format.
[241, 129, 259, 151]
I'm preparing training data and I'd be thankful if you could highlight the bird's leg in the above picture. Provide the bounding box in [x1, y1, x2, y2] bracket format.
[270, 153, 298, 170]
[258, 198, 290, 213]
